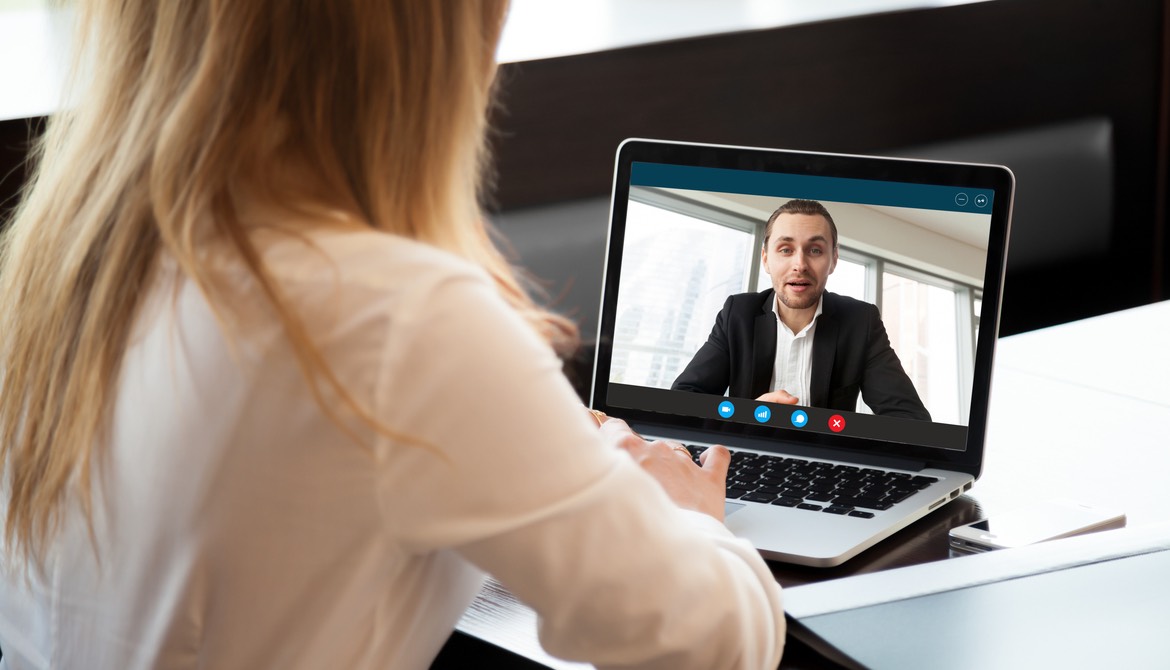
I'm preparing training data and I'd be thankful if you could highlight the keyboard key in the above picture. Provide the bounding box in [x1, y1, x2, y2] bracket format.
[848, 510, 876, 519]
[741, 491, 778, 503]
[725, 487, 752, 499]
[910, 475, 939, 489]
[797, 503, 823, 511]
[823, 506, 852, 515]
[835, 496, 892, 510]
[771, 496, 803, 507]
[886, 489, 917, 504]
[807, 481, 837, 494]
[806, 492, 836, 503]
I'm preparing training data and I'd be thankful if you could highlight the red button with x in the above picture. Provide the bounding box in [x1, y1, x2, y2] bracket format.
[828, 414, 846, 433]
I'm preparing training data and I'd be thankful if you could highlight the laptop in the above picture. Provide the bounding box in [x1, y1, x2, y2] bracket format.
[590, 139, 1014, 566]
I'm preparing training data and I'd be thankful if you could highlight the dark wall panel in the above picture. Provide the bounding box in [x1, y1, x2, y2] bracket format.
[0, 117, 43, 225]
[487, 0, 1168, 334]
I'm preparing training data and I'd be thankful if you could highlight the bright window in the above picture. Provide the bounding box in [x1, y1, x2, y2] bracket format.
[610, 201, 756, 389]
[881, 269, 962, 424]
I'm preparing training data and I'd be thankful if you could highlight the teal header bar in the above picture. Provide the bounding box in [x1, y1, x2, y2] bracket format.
[630, 162, 994, 214]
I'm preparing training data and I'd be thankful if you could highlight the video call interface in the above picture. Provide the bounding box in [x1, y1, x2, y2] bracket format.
[602, 161, 996, 453]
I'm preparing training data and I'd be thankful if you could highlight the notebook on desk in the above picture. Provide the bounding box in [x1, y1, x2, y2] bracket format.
[589, 139, 1015, 566]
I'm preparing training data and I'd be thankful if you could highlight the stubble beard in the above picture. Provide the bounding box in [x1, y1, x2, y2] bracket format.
[778, 283, 823, 311]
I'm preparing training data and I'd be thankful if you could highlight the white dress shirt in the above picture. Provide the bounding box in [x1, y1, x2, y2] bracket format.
[769, 296, 823, 406]
[0, 221, 784, 669]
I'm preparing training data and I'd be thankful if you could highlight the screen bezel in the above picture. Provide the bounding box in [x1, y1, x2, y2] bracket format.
[590, 139, 1014, 478]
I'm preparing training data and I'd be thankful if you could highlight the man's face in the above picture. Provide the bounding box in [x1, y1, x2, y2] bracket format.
[762, 213, 838, 312]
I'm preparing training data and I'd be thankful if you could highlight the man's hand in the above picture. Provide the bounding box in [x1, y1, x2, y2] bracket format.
[599, 419, 730, 521]
[756, 390, 800, 405]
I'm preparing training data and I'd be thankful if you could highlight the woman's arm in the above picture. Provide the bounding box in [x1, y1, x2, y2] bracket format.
[372, 271, 784, 669]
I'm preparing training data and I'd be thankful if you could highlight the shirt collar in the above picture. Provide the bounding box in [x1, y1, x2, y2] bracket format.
[771, 292, 823, 337]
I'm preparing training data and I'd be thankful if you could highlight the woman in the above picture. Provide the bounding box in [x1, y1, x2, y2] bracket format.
[0, 2, 784, 667]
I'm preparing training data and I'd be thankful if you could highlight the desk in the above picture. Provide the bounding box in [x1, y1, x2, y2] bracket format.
[444, 300, 1170, 669]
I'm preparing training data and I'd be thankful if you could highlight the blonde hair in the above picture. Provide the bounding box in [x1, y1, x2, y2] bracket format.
[0, 0, 576, 562]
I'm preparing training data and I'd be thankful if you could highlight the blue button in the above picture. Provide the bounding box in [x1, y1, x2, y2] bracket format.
[753, 405, 771, 423]
[717, 401, 735, 419]
[955, 193, 969, 206]
[974, 194, 989, 208]
[790, 410, 808, 428]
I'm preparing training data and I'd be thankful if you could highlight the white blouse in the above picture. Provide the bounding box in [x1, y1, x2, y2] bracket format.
[0, 224, 784, 669]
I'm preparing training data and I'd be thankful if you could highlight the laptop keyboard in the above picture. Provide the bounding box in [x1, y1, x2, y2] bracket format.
[686, 446, 939, 519]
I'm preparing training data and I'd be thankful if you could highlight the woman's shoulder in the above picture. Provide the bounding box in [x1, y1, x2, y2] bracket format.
[233, 225, 499, 336]
[259, 226, 488, 293]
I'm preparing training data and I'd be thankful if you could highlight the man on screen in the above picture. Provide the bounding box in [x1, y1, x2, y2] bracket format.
[671, 199, 931, 421]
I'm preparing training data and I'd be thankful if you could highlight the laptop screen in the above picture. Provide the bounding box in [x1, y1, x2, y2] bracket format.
[592, 140, 1013, 473]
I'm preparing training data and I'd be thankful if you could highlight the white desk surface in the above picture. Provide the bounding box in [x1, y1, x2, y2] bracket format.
[978, 300, 1170, 522]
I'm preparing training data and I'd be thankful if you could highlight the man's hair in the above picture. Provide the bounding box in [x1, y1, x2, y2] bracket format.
[764, 199, 839, 249]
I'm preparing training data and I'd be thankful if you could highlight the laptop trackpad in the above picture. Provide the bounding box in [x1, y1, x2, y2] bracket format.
[725, 501, 746, 517]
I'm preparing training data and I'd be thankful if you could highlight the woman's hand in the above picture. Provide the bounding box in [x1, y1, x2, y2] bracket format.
[598, 418, 730, 521]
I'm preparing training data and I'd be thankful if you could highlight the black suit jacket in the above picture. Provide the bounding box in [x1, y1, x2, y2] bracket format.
[671, 290, 931, 420]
